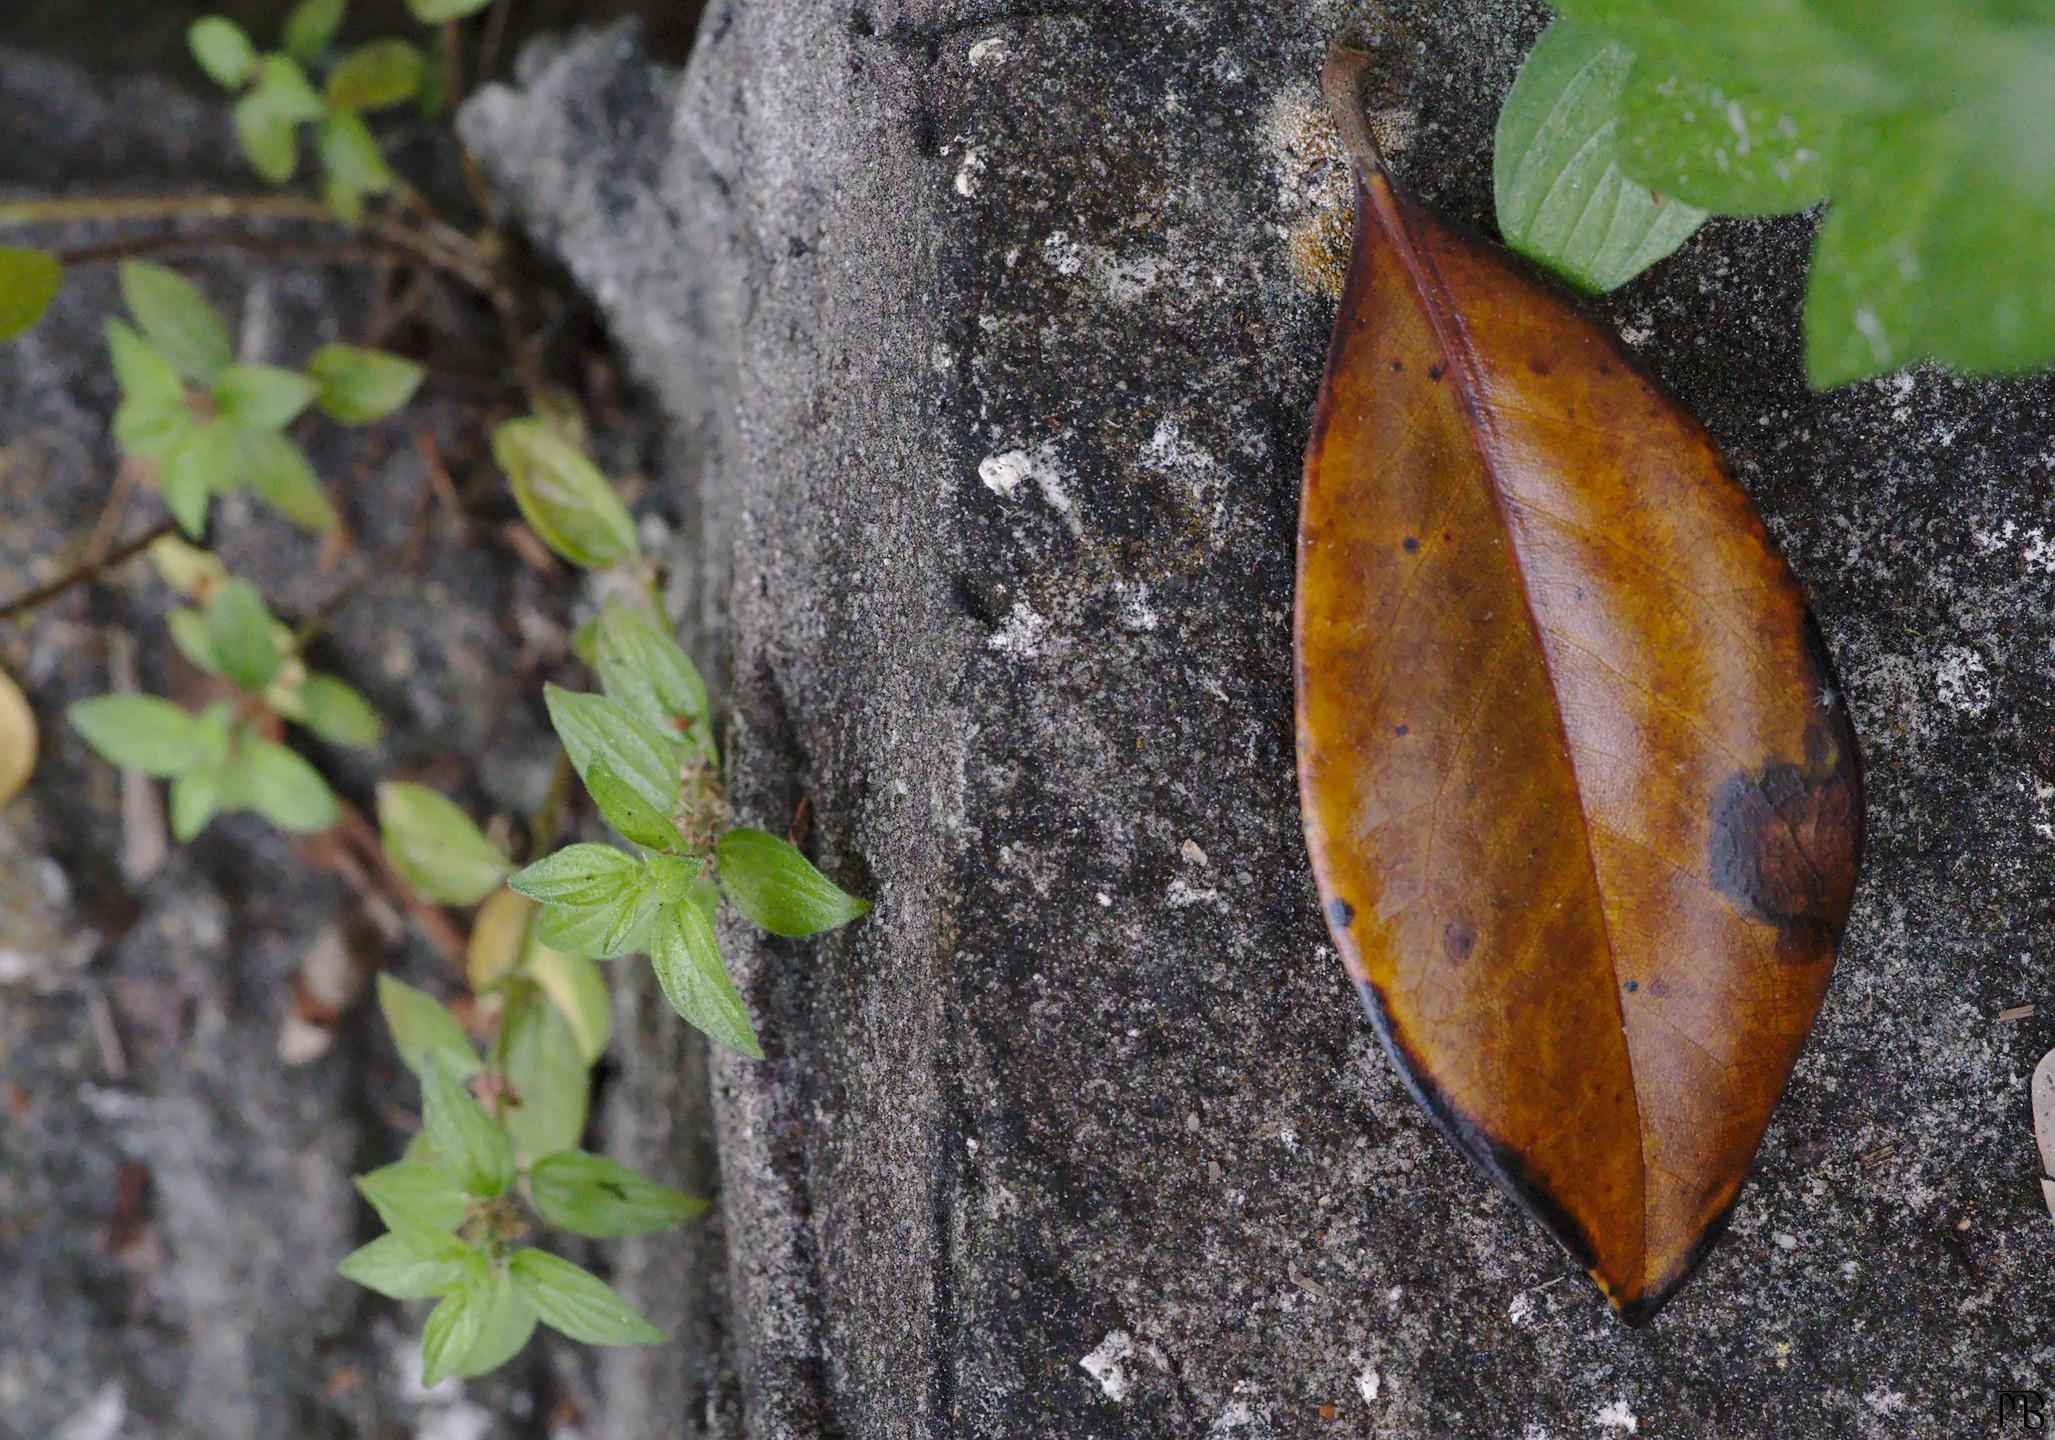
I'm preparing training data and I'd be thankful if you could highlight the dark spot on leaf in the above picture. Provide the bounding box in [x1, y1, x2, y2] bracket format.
[1708, 714, 1863, 944]
[1622, 979, 1638, 993]
[1402, 535, 1419, 553]
[1394, 723, 1409, 737]
[1427, 363, 1446, 381]
[1390, 359, 1405, 372]
[1326, 897, 1355, 929]
[1442, 918, 1475, 962]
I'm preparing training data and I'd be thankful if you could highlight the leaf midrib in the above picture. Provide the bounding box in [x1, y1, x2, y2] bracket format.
[1357, 169, 1654, 1295]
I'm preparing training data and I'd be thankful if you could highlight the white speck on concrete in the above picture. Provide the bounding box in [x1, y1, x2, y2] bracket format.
[968, 36, 1009, 65]
[988, 602, 1047, 657]
[1356, 1364, 1382, 1403]
[1081, 1330, 1135, 1401]
[1042, 229, 1084, 275]
[977, 448, 1035, 498]
[1117, 580, 1159, 631]
[954, 145, 986, 197]
[1773, 1230, 1798, 1251]
[1934, 645, 1992, 717]
[1594, 1398, 1638, 1433]
[1208, 1400, 1256, 1434]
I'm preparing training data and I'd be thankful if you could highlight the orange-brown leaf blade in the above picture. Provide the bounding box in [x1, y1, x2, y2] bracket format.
[1296, 45, 1862, 1323]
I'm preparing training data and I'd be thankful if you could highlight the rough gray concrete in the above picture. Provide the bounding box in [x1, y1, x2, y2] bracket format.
[463, 4, 2055, 1437]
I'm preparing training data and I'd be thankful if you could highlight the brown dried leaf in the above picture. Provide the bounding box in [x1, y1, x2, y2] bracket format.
[1295, 45, 1864, 1323]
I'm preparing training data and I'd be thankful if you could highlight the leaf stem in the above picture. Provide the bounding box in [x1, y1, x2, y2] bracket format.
[0, 518, 176, 624]
[1321, 41, 1392, 179]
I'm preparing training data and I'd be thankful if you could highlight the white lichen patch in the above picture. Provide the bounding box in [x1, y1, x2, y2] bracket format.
[1593, 1398, 1639, 1433]
[988, 601, 1047, 657]
[1356, 1364, 1382, 1403]
[1080, 1330, 1135, 1401]
[1933, 645, 1992, 717]
[954, 145, 987, 197]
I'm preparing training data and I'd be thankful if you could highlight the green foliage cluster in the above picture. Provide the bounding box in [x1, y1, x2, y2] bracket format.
[190, 0, 437, 217]
[71, 555, 377, 839]
[12, 0, 872, 1390]
[108, 259, 422, 535]
[1494, 1, 2055, 386]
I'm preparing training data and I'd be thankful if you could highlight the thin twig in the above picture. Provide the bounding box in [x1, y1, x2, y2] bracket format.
[0, 518, 175, 623]
[0, 193, 496, 292]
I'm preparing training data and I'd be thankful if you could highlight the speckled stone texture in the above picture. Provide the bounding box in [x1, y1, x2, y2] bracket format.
[461, 4, 2049, 1436]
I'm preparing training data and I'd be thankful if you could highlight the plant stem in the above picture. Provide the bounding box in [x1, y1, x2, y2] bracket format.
[0, 518, 176, 624]
[0, 193, 497, 292]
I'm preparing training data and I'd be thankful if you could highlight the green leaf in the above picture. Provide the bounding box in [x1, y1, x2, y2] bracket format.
[543, 685, 680, 817]
[106, 319, 185, 408]
[295, 673, 383, 746]
[376, 782, 511, 906]
[376, 973, 482, 1081]
[1805, 106, 2055, 383]
[68, 695, 202, 777]
[491, 419, 639, 570]
[507, 1249, 663, 1346]
[421, 1057, 514, 1198]
[238, 430, 336, 532]
[715, 827, 870, 938]
[305, 343, 423, 423]
[1494, 20, 1706, 293]
[254, 53, 327, 119]
[649, 898, 761, 1059]
[326, 39, 424, 111]
[188, 16, 258, 88]
[1614, 61, 1840, 215]
[447, 1268, 536, 1380]
[168, 764, 222, 840]
[234, 94, 301, 184]
[0, 247, 62, 342]
[120, 261, 232, 382]
[530, 1150, 707, 1239]
[527, 946, 613, 1063]
[408, 0, 495, 22]
[583, 758, 686, 851]
[593, 599, 713, 755]
[1802, 111, 1949, 387]
[282, 0, 347, 61]
[355, 1160, 470, 1232]
[507, 842, 645, 907]
[338, 1229, 471, 1301]
[212, 363, 315, 431]
[499, 995, 589, 1166]
[533, 890, 656, 960]
[219, 736, 338, 832]
[204, 578, 283, 692]
[645, 852, 697, 905]
[160, 420, 236, 536]
[420, 1277, 490, 1387]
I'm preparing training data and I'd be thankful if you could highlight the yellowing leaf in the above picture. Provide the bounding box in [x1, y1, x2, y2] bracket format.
[465, 887, 534, 991]
[0, 665, 36, 807]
